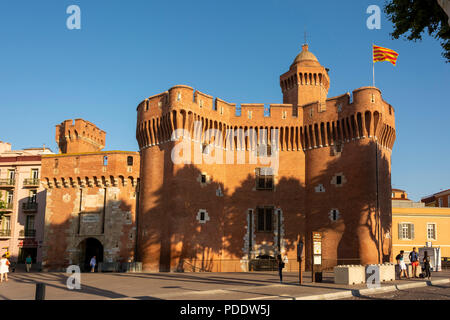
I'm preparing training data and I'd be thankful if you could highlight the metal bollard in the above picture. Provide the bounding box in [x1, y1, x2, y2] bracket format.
[35, 283, 46, 300]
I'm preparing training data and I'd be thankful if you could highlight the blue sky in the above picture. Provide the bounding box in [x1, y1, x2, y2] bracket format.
[0, 0, 448, 201]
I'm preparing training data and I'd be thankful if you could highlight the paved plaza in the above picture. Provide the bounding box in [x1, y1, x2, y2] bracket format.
[0, 270, 449, 300]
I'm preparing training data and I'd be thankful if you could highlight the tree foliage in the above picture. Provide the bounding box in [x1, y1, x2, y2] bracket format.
[384, 0, 450, 62]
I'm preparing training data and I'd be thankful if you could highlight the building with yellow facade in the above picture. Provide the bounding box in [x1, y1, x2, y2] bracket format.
[392, 189, 450, 260]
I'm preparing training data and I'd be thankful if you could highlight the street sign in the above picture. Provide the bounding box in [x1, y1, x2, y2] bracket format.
[312, 232, 322, 265]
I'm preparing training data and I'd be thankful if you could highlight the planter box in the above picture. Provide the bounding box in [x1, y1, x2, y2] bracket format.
[334, 265, 365, 285]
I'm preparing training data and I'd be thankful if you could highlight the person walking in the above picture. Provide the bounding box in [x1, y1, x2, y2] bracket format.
[0, 254, 10, 282]
[409, 247, 419, 278]
[396, 250, 409, 279]
[25, 255, 32, 272]
[276, 254, 285, 283]
[90, 256, 96, 272]
[423, 251, 432, 280]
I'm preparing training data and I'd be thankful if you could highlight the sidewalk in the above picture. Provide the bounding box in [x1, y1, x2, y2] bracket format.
[0, 270, 448, 300]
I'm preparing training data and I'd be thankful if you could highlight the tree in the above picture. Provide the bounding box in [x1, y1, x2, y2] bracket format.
[384, 0, 450, 62]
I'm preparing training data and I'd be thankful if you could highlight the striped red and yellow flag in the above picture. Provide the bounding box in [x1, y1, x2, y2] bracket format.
[373, 45, 399, 66]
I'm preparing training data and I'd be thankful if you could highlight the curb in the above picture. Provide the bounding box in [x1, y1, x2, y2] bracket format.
[295, 278, 450, 300]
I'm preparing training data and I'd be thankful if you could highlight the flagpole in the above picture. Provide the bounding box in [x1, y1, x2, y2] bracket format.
[372, 43, 375, 87]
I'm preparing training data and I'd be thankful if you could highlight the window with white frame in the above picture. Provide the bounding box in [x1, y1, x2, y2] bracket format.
[6, 190, 13, 204]
[398, 223, 414, 240]
[0, 216, 10, 231]
[427, 223, 436, 240]
[31, 169, 39, 180]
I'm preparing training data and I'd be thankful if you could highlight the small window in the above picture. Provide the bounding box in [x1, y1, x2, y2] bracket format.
[177, 92, 181, 101]
[398, 223, 414, 240]
[31, 169, 39, 179]
[255, 168, 274, 190]
[54, 159, 58, 169]
[401, 193, 405, 199]
[220, 106, 224, 115]
[389, 106, 392, 115]
[6, 190, 13, 204]
[438, 198, 443, 207]
[158, 101, 162, 108]
[371, 94, 375, 103]
[26, 215, 35, 231]
[196, 209, 209, 223]
[309, 108, 313, 118]
[127, 156, 133, 166]
[248, 111, 252, 119]
[29, 190, 37, 203]
[336, 175, 342, 185]
[427, 223, 436, 240]
[332, 210, 338, 221]
[0, 216, 11, 231]
[199, 100, 203, 108]
[257, 207, 273, 232]
[103, 156, 108, 166]
[75, 157, 80, 167]
[201, 174, 206, 183]
[282, 111, 287, 119]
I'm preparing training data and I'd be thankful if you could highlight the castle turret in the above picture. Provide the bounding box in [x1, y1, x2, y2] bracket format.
[56, 119, 106, 154]
[280, 44, 330, 109]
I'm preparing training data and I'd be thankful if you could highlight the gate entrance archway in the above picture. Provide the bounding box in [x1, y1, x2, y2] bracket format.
[78, 238, 103, 272]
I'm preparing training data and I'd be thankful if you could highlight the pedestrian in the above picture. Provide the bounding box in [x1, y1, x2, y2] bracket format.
[423, 251, 431, 280]
[395, 250, 409, 279]
[409, 247, 419, 278]
[276, 254, 285, 283]
[90, 256, 96, 272]
[0, 254, 10, 282]
[25, 255, 32, 272]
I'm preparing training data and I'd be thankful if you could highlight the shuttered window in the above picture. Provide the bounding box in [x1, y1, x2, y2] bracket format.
[398, 223, 414, 240]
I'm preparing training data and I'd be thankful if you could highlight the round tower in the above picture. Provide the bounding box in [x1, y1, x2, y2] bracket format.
[280, 46, 395, 268]
[280, 44, 330, 109]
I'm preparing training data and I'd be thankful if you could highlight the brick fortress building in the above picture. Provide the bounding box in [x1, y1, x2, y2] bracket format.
[40, 119, 140, 271]
[136, 44, 397, 272]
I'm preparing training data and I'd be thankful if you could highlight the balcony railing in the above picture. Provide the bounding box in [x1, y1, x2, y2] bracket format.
[0, 179, 15, 187]
[22, 202, 38, 211]
[23, 178, 40, 187]
[19, 229, 36, 237]
[0, 203, 13, 211]
[0, 230, 11, 237]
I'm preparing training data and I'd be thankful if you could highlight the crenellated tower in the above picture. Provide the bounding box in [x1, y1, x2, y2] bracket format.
[280, 44, 330, 110]
[56, 119, 106, 154]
